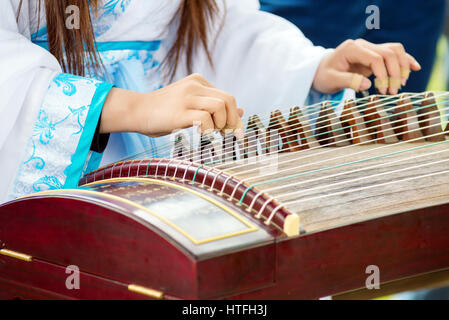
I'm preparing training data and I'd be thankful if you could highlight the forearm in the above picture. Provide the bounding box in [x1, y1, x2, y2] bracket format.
[99, 74, 244, 139]
[99, 87, 146, 134]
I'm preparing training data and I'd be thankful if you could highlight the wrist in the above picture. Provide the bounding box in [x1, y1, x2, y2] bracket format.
[100, 88, 146, 134]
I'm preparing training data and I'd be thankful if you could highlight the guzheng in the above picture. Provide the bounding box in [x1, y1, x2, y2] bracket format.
[2, 92, 449, 300]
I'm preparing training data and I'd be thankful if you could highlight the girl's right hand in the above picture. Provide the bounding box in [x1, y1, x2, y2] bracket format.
[313, 39, 421, 95]
[101, 73, 244, 138]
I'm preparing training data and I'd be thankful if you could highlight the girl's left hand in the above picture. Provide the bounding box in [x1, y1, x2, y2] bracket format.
[312, 39, 421, 95]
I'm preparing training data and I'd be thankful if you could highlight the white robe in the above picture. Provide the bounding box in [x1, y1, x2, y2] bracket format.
[0, 0, 347, 202]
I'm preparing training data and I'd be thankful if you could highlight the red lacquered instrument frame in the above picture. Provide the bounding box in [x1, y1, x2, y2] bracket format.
[1, 158, 449, 300]
[81, 159, 299, 236]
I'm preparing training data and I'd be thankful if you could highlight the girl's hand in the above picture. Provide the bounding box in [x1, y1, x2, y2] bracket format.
[312, 39, 421, 95]
[101, 73, 244, 138]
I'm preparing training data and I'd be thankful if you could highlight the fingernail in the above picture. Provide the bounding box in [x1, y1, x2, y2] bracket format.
[391, 88, 398, 95]
[401, 78, 407, 86]
[360, 78, 372, 91]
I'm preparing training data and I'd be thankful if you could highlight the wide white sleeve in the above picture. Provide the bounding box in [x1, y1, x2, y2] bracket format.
[176, 0, 332, 122]
[0, 0, 113, 202]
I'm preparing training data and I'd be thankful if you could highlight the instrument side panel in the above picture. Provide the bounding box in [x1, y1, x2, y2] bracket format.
[0, 255, 175, 300]
[197, 242, 276, 299]
[0, 197, 198, 298]
[227, 202, 449, 299]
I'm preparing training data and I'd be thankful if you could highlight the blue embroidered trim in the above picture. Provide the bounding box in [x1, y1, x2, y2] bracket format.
[63, 82, 114, 188]
[33, 40, 161, 53]
[32, 27, 48, 41]
[101, 0, 131, 18]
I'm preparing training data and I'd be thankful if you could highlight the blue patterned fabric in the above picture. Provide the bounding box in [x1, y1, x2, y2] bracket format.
[31, 37, 169, 163]
[93, 0, 132, 36]
[10, 74, 113, 198]
[29, 1, 171, 163]
[31, 0, 132, 41]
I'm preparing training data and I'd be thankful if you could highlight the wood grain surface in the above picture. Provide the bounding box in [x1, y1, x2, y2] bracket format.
[222, 141, 449, 233]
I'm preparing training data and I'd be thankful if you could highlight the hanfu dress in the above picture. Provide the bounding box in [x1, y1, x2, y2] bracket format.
[0, 0, 350, 202]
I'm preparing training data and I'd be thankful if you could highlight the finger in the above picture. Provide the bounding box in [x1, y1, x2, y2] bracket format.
[186, 110, 215, 134]
[383, 43, 411, 86]
[189, 96, 227, 130]
[359, 42, 401, 94]
[406, 53, 422, 71]
[237, 107, 245, 118]
[375, 48, 401, 94]
[186, 75, 244, 135]
[330, 69, 372, 92]
[350, 64, 373, 78]
[342, 43, 389, 94]
[199, 87, 244, 133]
[401, 68, 411, 83]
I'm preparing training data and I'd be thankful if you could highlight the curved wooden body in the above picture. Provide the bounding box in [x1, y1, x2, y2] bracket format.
[1, 174, 449, 299]
[0, 177, 278, 299]
[81, 159, 298, 236]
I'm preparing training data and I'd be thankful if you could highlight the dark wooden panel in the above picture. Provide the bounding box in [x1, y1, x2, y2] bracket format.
[0, 255, 155, 300]
[0, 195, 276, 299]
[0, 197, 197, 298]
[197, 243, 276, 299]
[227, 203, 449, 299]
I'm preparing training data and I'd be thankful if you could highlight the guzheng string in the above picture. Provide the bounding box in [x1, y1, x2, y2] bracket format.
[272, 146, 449, 201]
[134, 93, 405, 161]
[236, 125, 449, 205]
[264, 166, 449, 226]
[225, 99, 449, 204]
[117, 92, 447, 165]
[213, 94, 441, 171]
[116, 97, 344, 161]
[209, 92, 446, 167]
[94, 91, 449, 217]
[123, 94, 448, 178]
[186, 92, 445, 165]
[259, 143, 449, 198]
[284, 162, 449, 209]
[281, 162, 449, 206]
[243, 134, 449, 216]
[108, 92, 449, 181]
[224, 103, 447, 174]
[118, 92, 408, 161]
[258, 131, 449, 224]
[218, 95, 448, 174]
